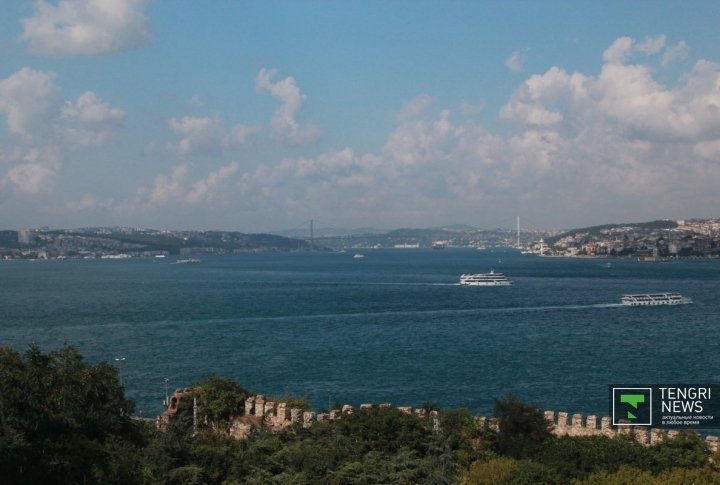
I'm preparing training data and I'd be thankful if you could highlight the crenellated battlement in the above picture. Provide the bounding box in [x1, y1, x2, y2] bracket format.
[159, 393, 719, 452]
[540, 409, 717, 451]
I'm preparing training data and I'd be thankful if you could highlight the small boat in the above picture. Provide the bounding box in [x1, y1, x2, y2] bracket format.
[353, 254, 365, 259]
[621, 293, 692, 306]
[175, 258, 201, 264]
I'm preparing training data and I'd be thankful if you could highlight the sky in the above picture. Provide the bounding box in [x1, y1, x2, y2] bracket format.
[1, 1, 719, 232]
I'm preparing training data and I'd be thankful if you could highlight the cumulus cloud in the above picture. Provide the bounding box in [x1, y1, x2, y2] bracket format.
[0, 67, 124, 193]
[234, 36, 720, 226]
[130, 161, 242, 212]
[602, 35, 667, 65]
[497, 35, 720, 215]
[65, 35, 720, 229]
[601, 34, 690, 69]
[168, 114, 261, 157]
[20, 0, 152, 55]
[169, 116, 225, 157]
[255, 68, 323, 145]
[0, 67, 62, 136]
[2, 147, 61, 194]
[185, 162, 239, 205]
[60, 91, 126, 146]
[144, 164, 189, 206]
[505, 50, 525, 72]
[662, 40, 689, 66]
[636, 35, 666, 55]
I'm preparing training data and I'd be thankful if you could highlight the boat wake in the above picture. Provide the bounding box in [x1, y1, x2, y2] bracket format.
[139, 302, 628, 328]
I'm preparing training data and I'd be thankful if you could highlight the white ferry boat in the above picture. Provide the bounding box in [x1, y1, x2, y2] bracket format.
[621, 293, 692, 306]
[459, 269, 512, 286]
[175, 258, 201, 264]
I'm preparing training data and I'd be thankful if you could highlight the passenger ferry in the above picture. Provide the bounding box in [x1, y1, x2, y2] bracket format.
[459, 269, 512, 286]
[621, 293, 692, 306]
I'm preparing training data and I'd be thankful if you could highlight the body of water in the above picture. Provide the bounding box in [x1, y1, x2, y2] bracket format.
[2, 249, 718, 418]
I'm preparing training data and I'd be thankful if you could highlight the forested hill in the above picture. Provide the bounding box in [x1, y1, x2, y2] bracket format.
[0, 228, 310, 257]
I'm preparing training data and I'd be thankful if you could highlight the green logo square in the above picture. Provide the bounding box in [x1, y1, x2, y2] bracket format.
[612, 387, 652, 426]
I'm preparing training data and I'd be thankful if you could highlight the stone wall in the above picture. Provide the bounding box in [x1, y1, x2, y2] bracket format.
[158, 392, 719, 453]
[228, 394, 443, 439]
[540, 409, 718, 452]
[156, 387, 195, 430]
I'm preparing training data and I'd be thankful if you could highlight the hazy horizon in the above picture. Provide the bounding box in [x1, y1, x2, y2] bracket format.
[1, 1, 719, 232]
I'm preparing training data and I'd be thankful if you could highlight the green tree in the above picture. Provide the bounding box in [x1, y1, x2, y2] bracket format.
[493, 394, 552, 458]
[0, 345, 146, 484]
[197, 376, 250, 430]
[460, 456, 517, 484]
[534, 435, 645, 480]
[645, 431, 708, 473]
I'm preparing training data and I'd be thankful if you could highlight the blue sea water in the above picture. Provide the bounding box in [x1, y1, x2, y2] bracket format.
[1, 249, 718, 418]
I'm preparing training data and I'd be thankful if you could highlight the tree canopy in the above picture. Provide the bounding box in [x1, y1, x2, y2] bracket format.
[1, 345, 717, 484]
[0, 345, 146, 484]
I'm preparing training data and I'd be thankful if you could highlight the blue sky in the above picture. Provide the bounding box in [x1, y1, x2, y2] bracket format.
[1, 1, 719, 231]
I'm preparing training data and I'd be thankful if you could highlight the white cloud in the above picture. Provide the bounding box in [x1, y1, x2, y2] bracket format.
[144, 164, 189, 206]
[662, 40, 689, 66]
[0, 67, 124, 193]
[602, 35, 666, 65]
[168, 114, 261, 157]
[185, 162, 239, 205]
[397, 94, 433, 121]
[228, 34, 720, 227]
[188, 95, 203, 108]
[500, 67, 590, 126]
[28, 35, 720, 229]
[602, 36, 634, 64]
[20, 0, 152, 55]
[169, 115, 225, 157]
[636, 35, 666, 55]
[505, 50, 524, 73]
[459, 100, 484, 115]
[495, 35, 720, 217]
[0, 67, 62, 136]
[255, 68, 323, 145]
[60, 91, 126, 146]
[2, 147, 61, 194]
[596, 59, 720, 141]
[694, 140, 720, 160]
[128, 161, 245, 212]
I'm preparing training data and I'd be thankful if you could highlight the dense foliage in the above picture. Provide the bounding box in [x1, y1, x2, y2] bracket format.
[1, 346, 718, 484]
[0, 345, 147, 484]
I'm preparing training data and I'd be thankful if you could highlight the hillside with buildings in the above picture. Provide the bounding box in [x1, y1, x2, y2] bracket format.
[0, 227, 309, 260]
[541, 219, 720, 259]
[2, 218, 718, 260]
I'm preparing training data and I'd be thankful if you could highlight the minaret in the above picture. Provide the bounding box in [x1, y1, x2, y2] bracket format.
[310, 219, 315, 250]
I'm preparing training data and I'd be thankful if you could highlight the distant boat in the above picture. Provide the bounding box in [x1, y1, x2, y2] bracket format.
[393, 243, 420, 249]
[353, 254, 365, 259]
[621, 293, 692, 306]
[175, 258, 201, 264]
[460, 269, 512, 286]
[431, 241, 446, 250]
